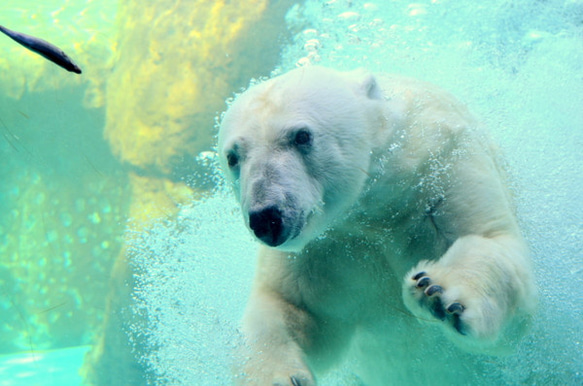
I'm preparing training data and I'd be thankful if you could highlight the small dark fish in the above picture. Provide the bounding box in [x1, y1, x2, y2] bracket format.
[0, 24, 82, 74]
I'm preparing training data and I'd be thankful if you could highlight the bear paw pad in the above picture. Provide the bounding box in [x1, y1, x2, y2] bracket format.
[410, 271, 467, 335]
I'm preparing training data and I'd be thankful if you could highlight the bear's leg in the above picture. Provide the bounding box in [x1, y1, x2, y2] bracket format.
[402, 234, 536, 351]
[237, 290, 316, 386]
[238, 287, 354, 385]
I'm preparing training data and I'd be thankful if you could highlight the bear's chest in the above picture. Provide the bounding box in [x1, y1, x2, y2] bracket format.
[292, 236, 402, 322]
[289, 203, 451, 322]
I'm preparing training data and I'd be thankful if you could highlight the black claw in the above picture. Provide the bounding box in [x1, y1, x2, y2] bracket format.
[412, 271, 426, 281]
[425, 284, 443, 297]
[429, 296, 446, 320]
[452, 313, 467, 335]
[416, 276, 431, 288]
[290, 376, 302, 386]
[446, 302, 465, 314]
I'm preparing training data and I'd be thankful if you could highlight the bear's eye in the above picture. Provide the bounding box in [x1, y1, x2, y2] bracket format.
[294, 128, 312, 147]
[226, 151, 239, 168]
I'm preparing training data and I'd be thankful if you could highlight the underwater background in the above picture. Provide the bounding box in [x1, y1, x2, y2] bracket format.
[0, 0, 581, 385]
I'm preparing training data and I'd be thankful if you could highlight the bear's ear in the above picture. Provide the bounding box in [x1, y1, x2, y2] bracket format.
[361, 74, 383, 100]
[350, 69, 383, 100]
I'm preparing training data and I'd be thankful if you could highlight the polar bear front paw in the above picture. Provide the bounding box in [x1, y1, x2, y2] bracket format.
[239, 359, 315, 386]
[290, 375, 309, 386]
[273, 374, 314, 386]
[407, 271, 468, 335]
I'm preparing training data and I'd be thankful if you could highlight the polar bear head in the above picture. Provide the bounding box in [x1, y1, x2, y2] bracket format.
[218, 67, 387, 251]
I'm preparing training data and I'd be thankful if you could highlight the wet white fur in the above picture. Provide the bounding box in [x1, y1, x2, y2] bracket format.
[219, 67, 536, 385]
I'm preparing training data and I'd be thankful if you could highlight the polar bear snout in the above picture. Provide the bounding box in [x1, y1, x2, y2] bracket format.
[249, 206, 286, 247]
[247, 201, 307, 249]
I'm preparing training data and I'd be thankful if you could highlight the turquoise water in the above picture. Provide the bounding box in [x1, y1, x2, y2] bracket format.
[1, 0, 582, 385]
[0, 346, 89, 386]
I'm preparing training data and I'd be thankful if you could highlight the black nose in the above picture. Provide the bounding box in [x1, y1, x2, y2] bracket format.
[248, 206, 284, 247]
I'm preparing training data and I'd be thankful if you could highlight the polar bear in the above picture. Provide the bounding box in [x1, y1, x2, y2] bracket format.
[218, 66, 536, 385]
